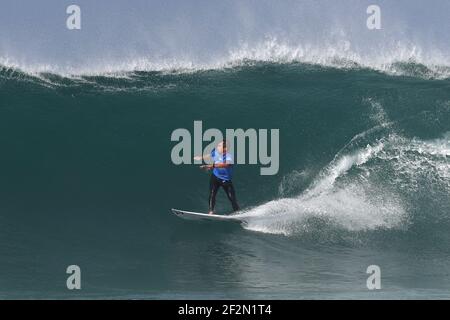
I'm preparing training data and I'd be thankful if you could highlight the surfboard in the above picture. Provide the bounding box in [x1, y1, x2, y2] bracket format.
[171, 208, 242, 222]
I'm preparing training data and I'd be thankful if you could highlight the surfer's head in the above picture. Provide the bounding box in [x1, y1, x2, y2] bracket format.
[217, 140, 228, 154]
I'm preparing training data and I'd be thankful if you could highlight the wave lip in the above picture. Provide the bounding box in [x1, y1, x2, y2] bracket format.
[2, 38, 450, 79]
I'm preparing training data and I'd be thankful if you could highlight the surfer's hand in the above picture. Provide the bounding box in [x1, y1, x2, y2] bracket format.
[200, 164, 212, 171]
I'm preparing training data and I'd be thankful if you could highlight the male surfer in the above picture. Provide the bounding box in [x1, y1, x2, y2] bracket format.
[194, 140, 240, 215]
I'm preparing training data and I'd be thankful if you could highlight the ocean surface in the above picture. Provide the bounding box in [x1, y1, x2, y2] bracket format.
[0, 60, 449, 299]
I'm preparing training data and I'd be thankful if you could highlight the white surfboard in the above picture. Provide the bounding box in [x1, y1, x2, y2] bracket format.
[171, 208, 242, 222]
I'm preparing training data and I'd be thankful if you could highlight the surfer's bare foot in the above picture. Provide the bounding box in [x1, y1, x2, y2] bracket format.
[208, 211, 214, 215]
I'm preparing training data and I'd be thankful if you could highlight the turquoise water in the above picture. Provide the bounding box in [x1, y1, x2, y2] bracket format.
[0, 62, 449, 299]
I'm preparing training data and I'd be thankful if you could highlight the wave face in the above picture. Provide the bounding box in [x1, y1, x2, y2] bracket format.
[1, 60, 450, 298]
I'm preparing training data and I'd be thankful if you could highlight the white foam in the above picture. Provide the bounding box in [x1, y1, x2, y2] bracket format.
[235, 129, 449, 237]
[238, 184, 406, 236]
[307, 142, 384, 196]
[1, 38, 450, 79]
[380, 133, 450, 187]
[234, 141, 406, 236]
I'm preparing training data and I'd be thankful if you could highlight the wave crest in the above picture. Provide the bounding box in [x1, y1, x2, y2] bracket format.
[2, 38, 450, 79]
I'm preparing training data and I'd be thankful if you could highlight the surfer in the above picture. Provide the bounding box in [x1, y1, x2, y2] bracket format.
[194, 140, 240, 215]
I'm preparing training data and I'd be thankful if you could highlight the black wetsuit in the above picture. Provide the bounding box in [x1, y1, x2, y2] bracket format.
[208, 174, 239, 213]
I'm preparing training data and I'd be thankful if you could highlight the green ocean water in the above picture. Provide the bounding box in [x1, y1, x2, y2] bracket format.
[0, 62, 449, 298]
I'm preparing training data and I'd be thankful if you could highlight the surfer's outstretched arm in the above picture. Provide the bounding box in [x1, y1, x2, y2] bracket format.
[200, 163, 231, 170]
[193, 154, 211, 161]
